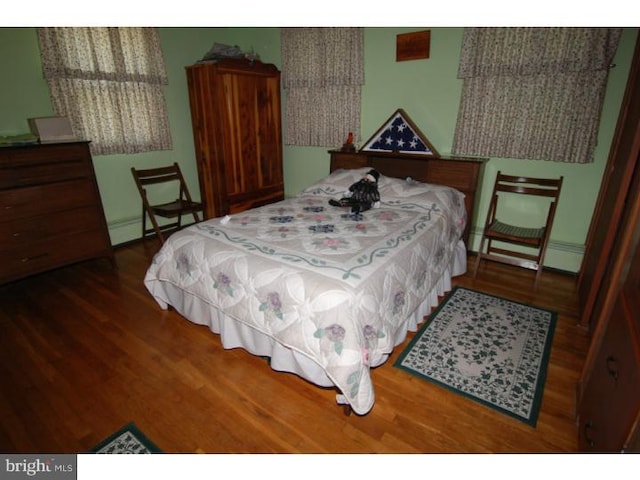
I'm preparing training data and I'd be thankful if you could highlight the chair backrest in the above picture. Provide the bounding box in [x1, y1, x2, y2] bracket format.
[494, 172, 563, 199]
[488, 170, 563, 228]
[131, 162, 194, 204]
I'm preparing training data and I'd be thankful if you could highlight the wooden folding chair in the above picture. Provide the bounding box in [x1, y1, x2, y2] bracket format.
[473, 171, 563, 288]
[131, 163, 204, 244]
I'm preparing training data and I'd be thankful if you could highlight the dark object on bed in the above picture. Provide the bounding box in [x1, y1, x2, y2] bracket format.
[131, 163, 204, 244]
[473, 170, 563, 289]
[328, 149, 486, 247]
[329, 169, 381, 213]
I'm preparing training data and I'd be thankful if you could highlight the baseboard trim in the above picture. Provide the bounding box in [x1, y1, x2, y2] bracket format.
[108, 216, 199, 248]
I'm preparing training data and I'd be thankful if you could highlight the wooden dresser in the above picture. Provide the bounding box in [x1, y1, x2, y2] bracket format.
[186, 58, 284, 219]
[0, 141, 113, 284]
[576, 160, 640, 452]
[329, 150, 486, 247]
[576, 32, 640, 452]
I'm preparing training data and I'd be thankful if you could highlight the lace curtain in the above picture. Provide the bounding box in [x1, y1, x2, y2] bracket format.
[37, 27, 172, 156]
[452, 28, 622, 163]
[281, 27, 364, 147]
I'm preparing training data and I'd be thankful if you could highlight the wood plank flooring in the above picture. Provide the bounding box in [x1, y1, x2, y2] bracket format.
[0, 240, 590, 453]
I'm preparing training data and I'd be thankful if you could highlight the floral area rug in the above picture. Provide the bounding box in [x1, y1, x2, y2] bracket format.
[90, 422, 162, 453]
[394, 286, 556, 426]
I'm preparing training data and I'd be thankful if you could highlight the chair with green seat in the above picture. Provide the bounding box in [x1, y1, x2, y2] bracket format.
[473, 171, 563, 288]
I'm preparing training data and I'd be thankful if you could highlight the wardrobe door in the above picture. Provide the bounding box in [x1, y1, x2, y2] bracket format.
[186, 63, 227, 219]
[218, 69, 283, 214]
[578, 32, 640, 329]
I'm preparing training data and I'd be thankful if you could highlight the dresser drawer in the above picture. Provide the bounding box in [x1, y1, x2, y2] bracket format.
[0, 143, 92, 189]
[1, 179, 97, 221]
[0, 206, 104, 248]
[0, 157, 93, 189]
[578, 298, 640, 451]
[0, 229, 110, 284]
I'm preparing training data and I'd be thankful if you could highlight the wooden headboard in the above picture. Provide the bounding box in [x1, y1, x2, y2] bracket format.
[329, 150, 486, 247]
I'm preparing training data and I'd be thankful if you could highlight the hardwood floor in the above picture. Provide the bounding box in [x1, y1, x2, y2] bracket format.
[0, 240, 589, 453]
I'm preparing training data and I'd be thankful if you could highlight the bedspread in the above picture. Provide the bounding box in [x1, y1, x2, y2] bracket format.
[144, 169, 467, 414]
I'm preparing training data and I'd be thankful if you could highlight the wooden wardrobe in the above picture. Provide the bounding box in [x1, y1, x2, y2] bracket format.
[576, 31, 640, 452]
[186, 58, 284, 219]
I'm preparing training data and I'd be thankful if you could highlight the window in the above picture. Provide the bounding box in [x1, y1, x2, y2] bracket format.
[37, 27, 172, 156]
[280, 27, 364, 147]
[452, 28, 622, 163]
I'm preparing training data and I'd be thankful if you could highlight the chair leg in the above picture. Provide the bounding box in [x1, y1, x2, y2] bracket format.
[152, 220, 165, 244]
[533, 242, 551, 290]
[145, 209, 165, 244]
[473, 252, 481, 278]
[473, 233, 487, 278]
[533, 265, 543, 290]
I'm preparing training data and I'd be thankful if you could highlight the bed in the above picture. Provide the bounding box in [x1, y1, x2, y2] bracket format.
[144, 157, 481, 415]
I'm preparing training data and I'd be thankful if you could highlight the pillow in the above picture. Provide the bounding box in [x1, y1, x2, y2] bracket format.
[378, 175, 455, 198]
[299, 168, 372, 197]
[299, 167, 463, 203]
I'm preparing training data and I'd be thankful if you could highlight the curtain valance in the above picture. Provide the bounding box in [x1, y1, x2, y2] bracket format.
[458, 28, 622, 78]
[38, 27, 168, 85]
[281, 27, 364, 89]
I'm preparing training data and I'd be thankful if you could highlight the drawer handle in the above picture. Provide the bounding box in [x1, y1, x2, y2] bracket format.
[584, 420, 595, 448]
[606, 355, 619, 381]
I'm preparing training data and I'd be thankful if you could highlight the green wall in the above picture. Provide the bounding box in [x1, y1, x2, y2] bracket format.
[1, 27, 637, 273]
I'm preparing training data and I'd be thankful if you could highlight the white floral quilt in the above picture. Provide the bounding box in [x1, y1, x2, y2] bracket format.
[144, 168, 467, 414]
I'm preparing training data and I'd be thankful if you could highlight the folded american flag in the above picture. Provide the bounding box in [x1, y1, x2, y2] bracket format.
[362, 109, 436, 155]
